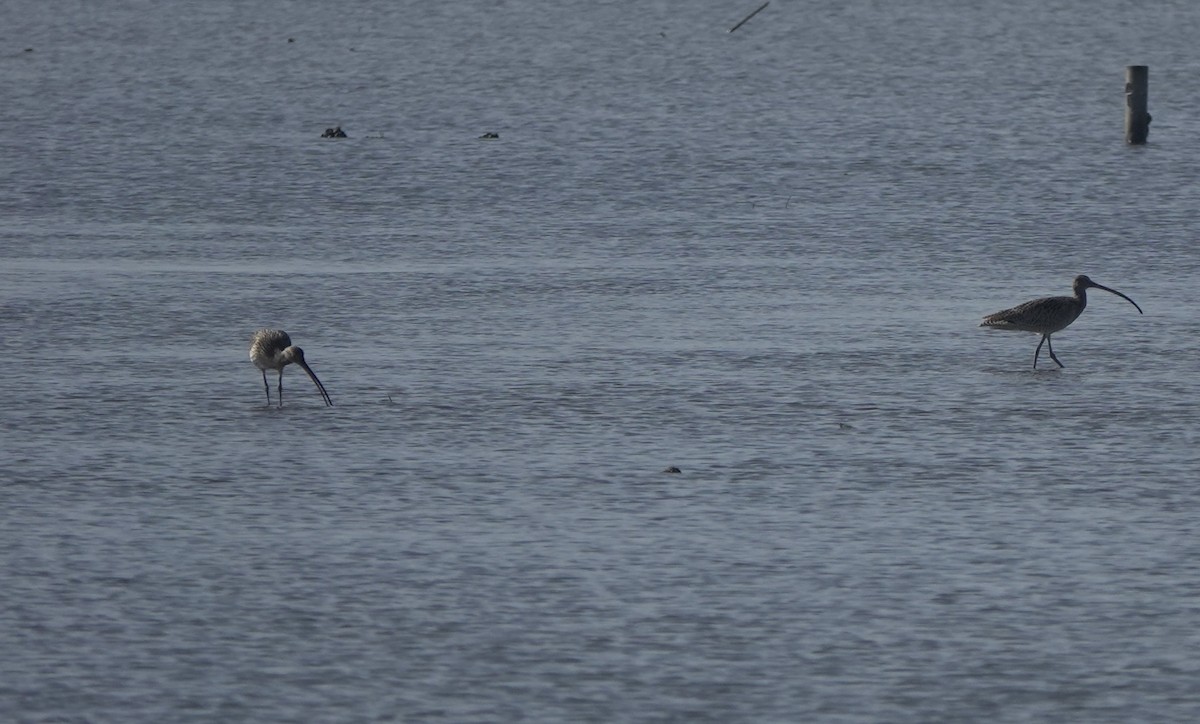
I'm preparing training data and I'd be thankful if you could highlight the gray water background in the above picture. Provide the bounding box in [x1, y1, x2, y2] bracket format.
[4, 0, 1200, 721]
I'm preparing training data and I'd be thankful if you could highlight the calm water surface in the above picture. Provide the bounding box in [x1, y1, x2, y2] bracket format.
[4, 0, 1200, 721]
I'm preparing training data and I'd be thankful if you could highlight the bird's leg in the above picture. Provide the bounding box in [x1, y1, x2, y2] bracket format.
[277, 369, 285, 408]
[1046, 335, 1065, 368]
[1033, 335, 1047, 369]
[261, 370, 271, 406]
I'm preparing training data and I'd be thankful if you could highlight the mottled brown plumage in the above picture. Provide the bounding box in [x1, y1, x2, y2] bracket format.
[249, 328, 333, 407]
[980, 275, 1143, 368]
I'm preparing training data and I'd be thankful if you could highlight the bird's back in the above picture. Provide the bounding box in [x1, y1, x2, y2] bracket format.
[980, 295, 1082, 334]
[250, 328, 292, 369]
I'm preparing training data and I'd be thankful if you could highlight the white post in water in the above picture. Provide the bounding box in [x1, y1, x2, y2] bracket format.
[1125, 66, 1150, 144]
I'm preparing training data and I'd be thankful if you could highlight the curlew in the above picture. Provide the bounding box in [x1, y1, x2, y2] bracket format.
[980, 275, 1142, 368]
[249, 329, 333, 407]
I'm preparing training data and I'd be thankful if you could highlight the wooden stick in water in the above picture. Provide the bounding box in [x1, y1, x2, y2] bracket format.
[729, 1, 769, 33]
[1125, 65, 1150, 144]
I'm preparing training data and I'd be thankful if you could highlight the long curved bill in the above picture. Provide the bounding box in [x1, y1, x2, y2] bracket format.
[297, 360, 333, 406]
[1090, 281, 1144, 315]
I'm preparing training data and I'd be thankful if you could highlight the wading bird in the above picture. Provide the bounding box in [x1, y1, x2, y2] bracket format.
[980, 275, 1143, 369]
[249, 328, 333, 407]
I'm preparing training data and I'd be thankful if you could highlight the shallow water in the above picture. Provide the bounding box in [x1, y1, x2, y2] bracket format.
[4, 0, 1200, 721]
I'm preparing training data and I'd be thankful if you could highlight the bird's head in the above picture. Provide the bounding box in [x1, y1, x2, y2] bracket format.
[1075, 275, 1143, 314]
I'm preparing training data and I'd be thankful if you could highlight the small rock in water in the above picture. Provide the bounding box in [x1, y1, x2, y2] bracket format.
[663, 466, 681, 474]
